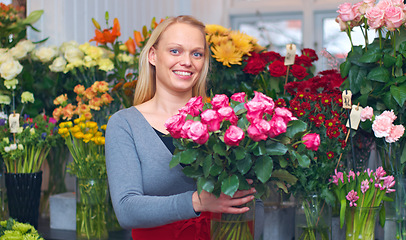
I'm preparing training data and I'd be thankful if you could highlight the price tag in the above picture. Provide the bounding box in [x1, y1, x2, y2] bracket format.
[284, 44, 296, 66]
[342, 90, 352, 109]
[346, 105, 363, 130]
[9, 114, 20, 133]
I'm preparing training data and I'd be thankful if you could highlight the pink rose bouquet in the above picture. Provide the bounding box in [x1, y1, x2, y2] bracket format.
[330, 167, 395, 239]
[165, 91, 319, 199]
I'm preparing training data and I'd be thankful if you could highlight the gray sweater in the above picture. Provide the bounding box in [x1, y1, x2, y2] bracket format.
[105, 107, 264, 236]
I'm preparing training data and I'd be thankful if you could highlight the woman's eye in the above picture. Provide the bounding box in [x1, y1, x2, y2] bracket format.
[170, 49, 179, 54]
[193, 52, 203, 58]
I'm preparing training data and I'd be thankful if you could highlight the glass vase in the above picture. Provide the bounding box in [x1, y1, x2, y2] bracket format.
[76, 178, 108, 240]
[345, 206, 381, 240]
[385, 177, 406, 240]
[5, 171, 42, 229]
[295, 194, 332, 240]
[211, 200, 255, 240]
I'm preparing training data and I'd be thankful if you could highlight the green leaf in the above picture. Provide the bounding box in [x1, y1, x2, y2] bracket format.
[265, 142, 288, 156]
[233, 146, 246, 160]
[390, 83, 406, 107]
[221, 174, 239, 197]
[253, 141, 266, 156]
[383, 53, 396, 67]
[279, 157, 288, 168]
[179, 149, 197, 164]
[358, 50, 382, 63]
[340, 60, 351, 78]
[340, 199, 347, 228]
[22, 10, 44, 25]
[253, 156, 273, 183]
[379, 205, 386, 228]
[209, 164, 223, 176]
[349, 65, 367, 94]
[236, 154, 253, 175]
[285, 120, 307, 138]
[271, 169, 298, 185]
[237, 174, 251, 190]
[182, 166, 203, 178]
[274, 181, 288, 193]
[197, 177, 214, 194]
[366, 66, 389, 82]
[169, 154, 181, 168]
[401, 143, 406, 164]
[213, 142, 227, 156]
[297, 154, 311, 168]
[203, 155, 213, 178]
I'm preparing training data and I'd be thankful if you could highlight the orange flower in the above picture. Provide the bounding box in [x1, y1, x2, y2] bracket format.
[62, 104, 76, 120]
[125, 37, 136, 55]
[89, 97, 102, 110]
[83, 112, 93, 120]
[90, 18, 121, 45]
[74, 84, 86, 95]
[52, 107, 63, 121]
[76, 103, 91, 115]
[112, 81, 124, 92]
[54, 94, 68, 106]
[84, 87, 97, 100]
[92, 81, 109, 93]
[133, 30, 144, 47]
[101, 93, 114, 105]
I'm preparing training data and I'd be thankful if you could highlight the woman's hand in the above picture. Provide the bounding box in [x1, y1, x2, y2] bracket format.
[192, 180, 256, 214]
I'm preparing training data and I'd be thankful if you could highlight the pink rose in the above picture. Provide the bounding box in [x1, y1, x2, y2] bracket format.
[385, 6, 405, 31]
[268, 116, 287, 138]
[376, 0, 391, 9]
[251, 91, 275, 115]
[335, 16, 349, 31]
[211, 94, 229, 110]
[385, 124, 405, 143]
[358, 1, 375, 15]
[380, 110, 397, 122]
[247, 118, 271, 142]
[245, 100, 266, 122]
[302, 133, 321, 151]
[366, 6, 385, 29]
[231, 92, 246, 103]
[372, 115, 393, 138]
[201, 109, 221, 132]
[187, 121, 209, 145]
[181, 119, 194, 139]
[165, 113, 186, 138]
[224, 125, 245, 146]
[360, 106, 374, 122]
[391, 0, 405, 7]
[274, 107, 295, 123]
[179, 96, 203, 117]
[337, 2, 357, 22]
[218, 106, 238, 125]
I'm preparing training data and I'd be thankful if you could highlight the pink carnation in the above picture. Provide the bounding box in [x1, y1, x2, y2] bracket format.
[245, 100, 266, 122]
[372, 114, 393, 138]
[224, 125, 245, 146]
[380, 110, 397, 122]
[251, 91, 275, 115]
[360, 106, 374, 122]
[274, 107, 295, 123]
[385, 124, 405, 143]
[230, 92, 246, 103]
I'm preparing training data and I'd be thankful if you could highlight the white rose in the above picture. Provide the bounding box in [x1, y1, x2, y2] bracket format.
[49, 56, 67, 72]
[9, 44, 28, 60]
[0, 60, 23, 80]
[60, 40, 79, 53]
[16, 40, 36, 53]
[0, 51, 13, 64]
[35, 46, 58, 63]
[64, 46, 84, 63]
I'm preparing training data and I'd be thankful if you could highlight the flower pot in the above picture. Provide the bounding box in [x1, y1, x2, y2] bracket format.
[211, 200, 255, 240]
[76, 178, 109, 240]
[295, 194, 332, 240]
[385, 177, 406, 240]
[345, 206, 381, 240]
[5, 171, 42, 229]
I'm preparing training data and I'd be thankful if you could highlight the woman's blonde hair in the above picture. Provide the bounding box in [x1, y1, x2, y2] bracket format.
[133, 15, 210, 106]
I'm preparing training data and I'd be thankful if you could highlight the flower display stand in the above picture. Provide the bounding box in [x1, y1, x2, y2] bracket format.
[49, 192, 76, 230]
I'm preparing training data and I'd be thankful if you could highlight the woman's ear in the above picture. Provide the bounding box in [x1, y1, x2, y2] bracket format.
[148, 47, 157, 66]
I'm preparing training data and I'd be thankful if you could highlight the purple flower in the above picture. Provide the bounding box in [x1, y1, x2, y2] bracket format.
[41, 133, 47, 140]
[0, 119, 6, 126]
[346, 190, 359, 207]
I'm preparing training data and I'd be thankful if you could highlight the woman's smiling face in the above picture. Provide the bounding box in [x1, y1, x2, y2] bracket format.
[148, 22, 206, 96]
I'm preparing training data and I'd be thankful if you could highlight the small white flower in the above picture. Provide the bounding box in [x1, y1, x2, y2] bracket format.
[9, 144, 17, 151]
[2, 137, 9, 144]
[4, 146, 10, 152]
[17, 144, 24, 150]
[21, 91, 35, 104]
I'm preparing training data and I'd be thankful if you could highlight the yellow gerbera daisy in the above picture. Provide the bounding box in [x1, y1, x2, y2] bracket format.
[205, 24, 230, 35]
[229, 31, 254, 55]
[208, 35, 230, 46]
[211, 42, 244, 67]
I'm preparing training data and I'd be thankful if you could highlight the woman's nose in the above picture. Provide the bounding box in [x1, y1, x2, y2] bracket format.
[180, 54, 192, 67]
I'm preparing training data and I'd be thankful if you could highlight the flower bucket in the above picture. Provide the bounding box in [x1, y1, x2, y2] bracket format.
[210, 200, 255, 240]
[5, 171, 42, 229]
[345, 206, 381, 240]
[295, 194, 331, 240]
[76, 178, 108, 240]
[385, 177, 406, 240]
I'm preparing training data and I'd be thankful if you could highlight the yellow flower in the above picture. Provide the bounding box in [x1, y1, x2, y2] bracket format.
[69, 125, 81, 133]
[85, 46, 104, 60]
[205, 24, 229, 35]
[101, 124, 107, 130]
[93, 136, 105, 145]
[58, 127, 69, 136]
[229, 31, 254, 55]
[73, 131, 84, 139]
[208, 35, 229, 46]
[82, 133, 93, 143]
[59, 121, 72, 128]
[97, 58, 114, 72]
[211, 42, 244, 67]
[85, 121, 98, 129]
[95, 131, 103, 137]
[78, 122, 87, 130]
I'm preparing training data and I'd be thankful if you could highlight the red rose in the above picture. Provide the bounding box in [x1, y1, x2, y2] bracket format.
[302, 133, 320, 151]
[295, 55, 312, 67]
[260, 51, 282, 63]
[290, 64, 308, 80]
[269, 60, 287, 77]
[224, 125, 245, 146]
[243, 52, 267, 75]
[301, 48, 319, 62]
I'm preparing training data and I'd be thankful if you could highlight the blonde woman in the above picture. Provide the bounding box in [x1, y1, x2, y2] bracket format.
[105, 15, 263, 240]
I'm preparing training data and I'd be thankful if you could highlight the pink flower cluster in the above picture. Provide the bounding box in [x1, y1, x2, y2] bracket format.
[165, 91, 321, 150]
[337, 0, 406, 31]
